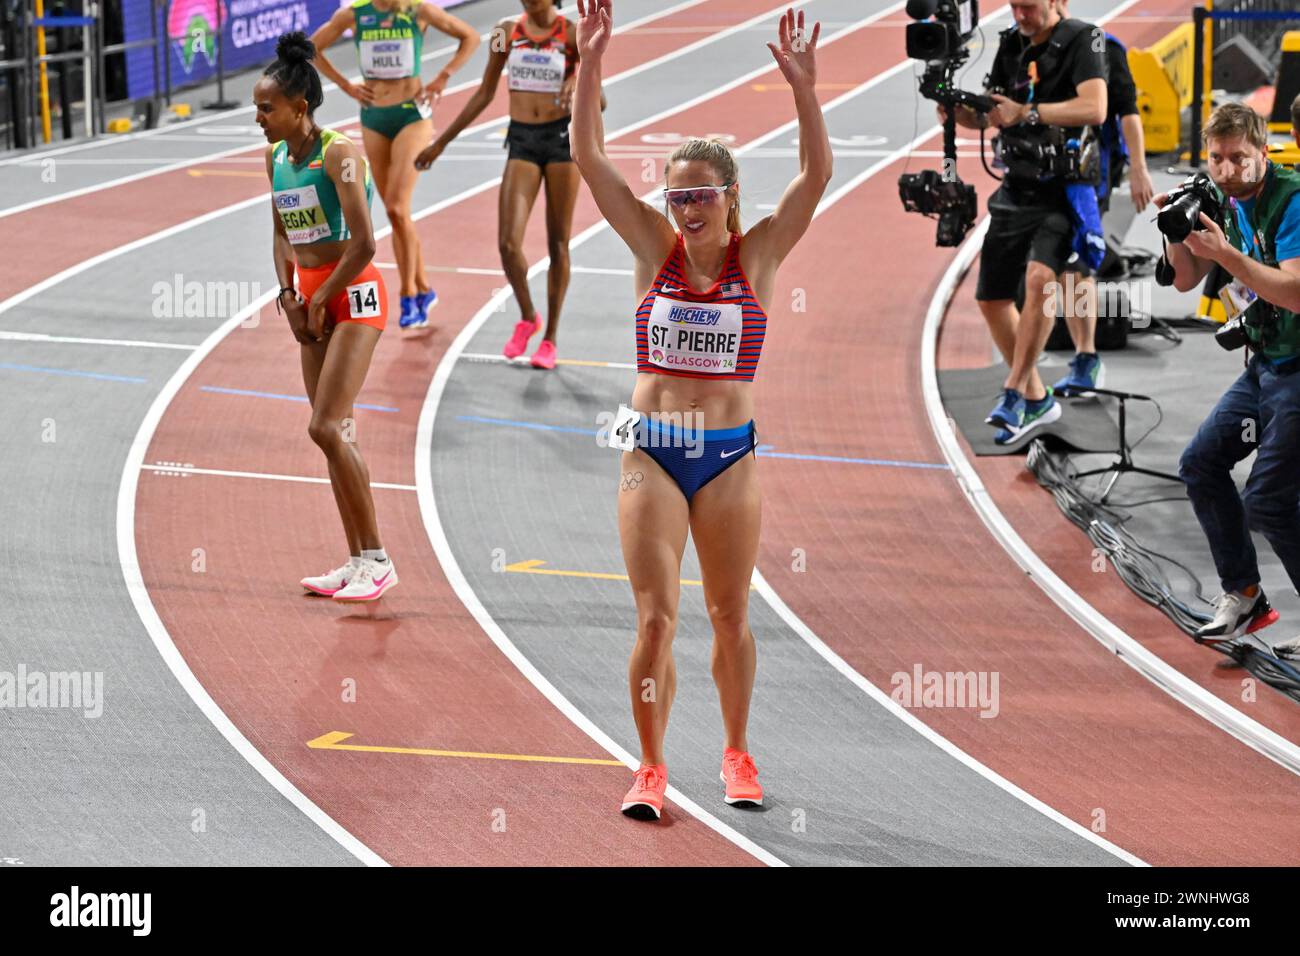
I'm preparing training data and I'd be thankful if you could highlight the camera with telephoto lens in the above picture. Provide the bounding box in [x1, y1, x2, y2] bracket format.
[898, 170, 979, 247]
[899, 0, 988, 246]
[1156, 173, 1225, 243]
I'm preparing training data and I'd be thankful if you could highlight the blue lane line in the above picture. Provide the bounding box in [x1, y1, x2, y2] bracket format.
[456, 414, 598, 435]
[457, 416, 951, 471]
[759, 449, 951, 471]
[0, 361, 147, 384]
[200, 385, 399, 413]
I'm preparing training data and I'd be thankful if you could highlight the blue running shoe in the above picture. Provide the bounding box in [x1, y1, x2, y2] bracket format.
[985, 388, 1025, 430]
[1052, 352, 1105, 397]
[411, 288, 438, 327]
[994, 389, 1061, 445]
[398, 295, 420, 329]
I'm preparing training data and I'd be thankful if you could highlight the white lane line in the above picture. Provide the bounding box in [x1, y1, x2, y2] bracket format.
[0, 0, 756, 317]
[0, 193, 268, 321]
[140, 463, 418, 489]
[0, 330, 198, 350]
[920, 235, 1300, 774]
[459, 351, 636, 369]
[118, 286, 390, 867]
[417, 1, 1150, 867]
[376, 263, 634, 277]
[110, 0, 814, 868]
[0, 0, 708, 217]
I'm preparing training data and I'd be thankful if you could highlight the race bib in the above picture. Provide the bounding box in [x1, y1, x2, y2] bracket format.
[346, 280, 382, 319]
[644, 295, 743, 375]
[360, 37, 416, 79]
[415, 98, 433, 120]
[274, 185, 331, 245]
[1218, 279, 1258, 321]
[507, 45, 566, 93]
[609, 404, 640, 452]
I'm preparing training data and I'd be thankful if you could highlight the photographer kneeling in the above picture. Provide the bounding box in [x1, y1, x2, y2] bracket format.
[1159, 103, 1300, 644]
[945, 0, 1106, 444]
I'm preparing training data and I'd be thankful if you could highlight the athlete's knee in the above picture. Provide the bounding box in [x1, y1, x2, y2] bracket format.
[498, 235, 524, 261]
[547, 235, 571, 261]
[706, 603, 750, 649]
[636, 607, 677, 648]
[307, 415, 347, 452]
[384, 203, 413, 230]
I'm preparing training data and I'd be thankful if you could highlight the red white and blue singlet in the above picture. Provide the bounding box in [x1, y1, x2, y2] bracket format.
[635, 231, 767, 382]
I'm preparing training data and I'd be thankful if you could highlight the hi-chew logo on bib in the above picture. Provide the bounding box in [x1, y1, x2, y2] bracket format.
[646, 295, 742, 373]
[508, 45, 565, 92]
[275, 185, 330, 244]
[360, 36, 415, 78]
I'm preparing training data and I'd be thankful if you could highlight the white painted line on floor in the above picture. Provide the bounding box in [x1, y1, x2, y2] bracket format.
[118, 286, 390, 867]
[140, 463, 417, 490]
[0, 330, 198, 350]
[0, 0, 706, 216]
[921, 230, 1300, 779]
[459, 351, 636, 370]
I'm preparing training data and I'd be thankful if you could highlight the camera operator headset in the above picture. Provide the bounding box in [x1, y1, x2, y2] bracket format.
[1159, 103, 1300, 646]
[942, 0, 1106, 445]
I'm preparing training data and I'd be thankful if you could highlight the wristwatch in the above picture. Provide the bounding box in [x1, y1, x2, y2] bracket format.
[1024, 104, 1041, 125]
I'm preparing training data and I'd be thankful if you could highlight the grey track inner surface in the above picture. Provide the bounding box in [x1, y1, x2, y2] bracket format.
[427, 0, 1137, 865]
[0, 0, 557, 867]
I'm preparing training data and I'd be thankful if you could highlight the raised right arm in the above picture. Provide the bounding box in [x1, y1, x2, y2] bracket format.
[570, 0, 674, 270]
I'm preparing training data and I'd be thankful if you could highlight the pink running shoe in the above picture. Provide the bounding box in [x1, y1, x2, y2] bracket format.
[720, 747, 763, 807]
[530, 339, 557, 369]
[502, 314, 542, 359]
[620, 763, 668, 820]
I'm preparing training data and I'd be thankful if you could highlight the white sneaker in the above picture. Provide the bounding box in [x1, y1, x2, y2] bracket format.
[301, 558, 357, 597]
[333, 557, 398, 602]
[1195, 589, 1276, 643]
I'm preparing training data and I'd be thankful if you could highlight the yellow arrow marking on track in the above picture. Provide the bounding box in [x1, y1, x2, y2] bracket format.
[503, 559, 754, 589]
[750, 82, 859, 91]
[307, 731, 624, 767]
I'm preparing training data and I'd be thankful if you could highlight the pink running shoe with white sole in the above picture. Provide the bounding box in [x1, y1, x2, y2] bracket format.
[333, 558, 398, 602]
[720, 747, 763, 807]
[301, 558, 356, 596]
[503, 314, 542, 359]
[530, 339, 557, 369]
[620, 763, 667, 820]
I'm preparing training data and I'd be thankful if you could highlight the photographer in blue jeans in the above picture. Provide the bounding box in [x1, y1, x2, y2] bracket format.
[1159, 104, 1300, 652]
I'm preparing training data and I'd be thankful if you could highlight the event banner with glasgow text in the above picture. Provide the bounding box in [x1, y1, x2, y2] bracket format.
[121, 0, 471, 101]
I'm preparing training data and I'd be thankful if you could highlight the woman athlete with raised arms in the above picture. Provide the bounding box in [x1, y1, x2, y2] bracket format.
[571, 1, 833, 818]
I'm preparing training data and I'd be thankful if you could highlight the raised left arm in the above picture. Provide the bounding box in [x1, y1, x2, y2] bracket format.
[744, 10, 832, 273]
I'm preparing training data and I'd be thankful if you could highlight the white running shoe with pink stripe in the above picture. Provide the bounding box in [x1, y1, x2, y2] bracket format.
[301, 559, 356, 597]
[333, 558, 398, 602]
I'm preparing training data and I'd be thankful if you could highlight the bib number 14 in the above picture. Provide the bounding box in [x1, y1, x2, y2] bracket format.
[347, 280, 381, 319]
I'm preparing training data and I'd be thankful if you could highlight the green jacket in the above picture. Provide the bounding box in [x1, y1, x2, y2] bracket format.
[1220, 161, 1300, 362]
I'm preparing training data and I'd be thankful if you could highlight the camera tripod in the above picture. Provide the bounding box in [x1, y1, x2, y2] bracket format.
[1069, 386, 1183, 503]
